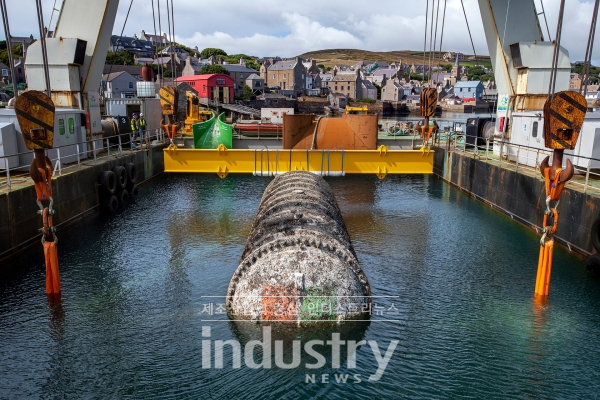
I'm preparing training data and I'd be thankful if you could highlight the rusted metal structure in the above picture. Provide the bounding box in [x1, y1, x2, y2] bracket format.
[226, 171, 371, 323]
[282, 114, 378, 150]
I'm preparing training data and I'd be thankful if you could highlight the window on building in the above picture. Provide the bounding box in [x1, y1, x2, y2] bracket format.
[273, 74, 275, 79]
[129, 82, 133, 88]
[240, 73, 244, 78]
[283, 74, 287, 79]
[468, 88, 471, 92]
[335, 86, 338, 90]
[1, 69, 7, 76]
[460, 88, 463, 92]
[255, 82, 261, 87]
[532, 121, 538, 138]
[216, 78, 226, 85]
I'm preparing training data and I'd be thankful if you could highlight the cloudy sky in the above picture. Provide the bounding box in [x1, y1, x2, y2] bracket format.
[4, 0, 600, 63]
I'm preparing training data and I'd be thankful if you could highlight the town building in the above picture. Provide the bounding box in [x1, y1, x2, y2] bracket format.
[454, 81, 484, 102]
[140, 30, 169, 47]
[221, 63, 260, 97]
[360, 80, 377, 100]
[319, 73, 333, 95]
[101, 71, 139, 98]
[103, 65, 143, 80]
[331, 70, 361, 99]
[175, 74, 235, 104]
[328, 92, 348, 108]
[108, 35, 154, 57]
[266, 57, 306, 97]
[245, 73, 264, 95]
[443, 52, 465, 61]
[381, 79, 404, 102]
[302, 59, 321, 75]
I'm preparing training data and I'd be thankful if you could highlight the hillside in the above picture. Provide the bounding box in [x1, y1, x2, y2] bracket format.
[299, 49, 491, 68]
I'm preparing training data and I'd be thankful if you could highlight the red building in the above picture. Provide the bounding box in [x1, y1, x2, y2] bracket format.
[176, 74, 234, 104]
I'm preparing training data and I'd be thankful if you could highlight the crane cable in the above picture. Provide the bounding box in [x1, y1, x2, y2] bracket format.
[151, 0, 163, 88]
[579, 0, 600, 97]
[157, 0, 164, 86]
[104, 0, 134, 95]
[422, 0, 429, 84]
[427, 0, 437, 85]
[166, 0, 175, 79]
[436, 0, 448, 74]
[459, 0, 493, 118]
[428, 0, 441, 85]
[548, 0, 566, 100]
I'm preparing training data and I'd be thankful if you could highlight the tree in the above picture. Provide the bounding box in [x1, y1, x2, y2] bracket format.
[105, 51, 135, 65]
[409, 73, 423, 81]
[0, 42, 23, 66]
[373, 83, 382, 99]
[242, 85, 255, 100]
[199, 64, 230, 75]
[466, 66, 486, 81]
[441, 64, 453, 72]
[199, 48, 227, 59]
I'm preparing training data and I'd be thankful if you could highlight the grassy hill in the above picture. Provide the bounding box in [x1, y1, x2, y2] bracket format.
[299, 49, 491, 68]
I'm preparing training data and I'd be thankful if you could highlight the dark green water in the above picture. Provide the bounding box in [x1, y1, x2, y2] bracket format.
[1, 174, 599, 399]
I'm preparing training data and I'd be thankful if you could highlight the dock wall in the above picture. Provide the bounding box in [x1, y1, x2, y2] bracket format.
[0, 145, 166, 260]
[433, 146, 599, 256]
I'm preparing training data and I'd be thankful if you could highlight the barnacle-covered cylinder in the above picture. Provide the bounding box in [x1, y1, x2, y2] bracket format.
[226, 171, 371, 322]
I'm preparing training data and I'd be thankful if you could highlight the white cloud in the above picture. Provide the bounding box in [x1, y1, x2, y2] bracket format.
[3, 0, 600, 63]
[176, 13, 362, 56]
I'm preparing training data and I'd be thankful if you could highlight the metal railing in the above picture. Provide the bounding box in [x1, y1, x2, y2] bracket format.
[0, 128, 166, 192]
[440, 131, 600, 195]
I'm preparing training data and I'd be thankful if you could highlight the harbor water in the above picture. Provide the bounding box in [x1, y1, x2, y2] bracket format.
[1, 174, 599, 399]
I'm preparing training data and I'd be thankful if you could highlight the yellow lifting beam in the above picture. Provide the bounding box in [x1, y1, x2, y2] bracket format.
[163, 146, 434, 178]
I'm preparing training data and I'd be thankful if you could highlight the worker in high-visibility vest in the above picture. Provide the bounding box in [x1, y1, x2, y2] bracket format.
[139, 113, 147, 146]
[130, 113, 139, 149]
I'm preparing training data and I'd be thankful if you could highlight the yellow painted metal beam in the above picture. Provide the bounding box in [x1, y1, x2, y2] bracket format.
[163, 146, 434, 178]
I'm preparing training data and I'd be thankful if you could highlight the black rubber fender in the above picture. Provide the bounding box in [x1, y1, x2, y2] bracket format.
[113, 166, 127, 190]
[117, 189, 129, 205]
[125, 162, 137, 185]
[591, 218, 600, 253]
[585, 254, 600, 274]
[103, 194, 118, 213]
[98, 170, 116, 196]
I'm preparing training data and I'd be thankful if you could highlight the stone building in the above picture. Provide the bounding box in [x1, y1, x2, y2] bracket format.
[331, 70, 361, 99]
[266, 57, 306, 97]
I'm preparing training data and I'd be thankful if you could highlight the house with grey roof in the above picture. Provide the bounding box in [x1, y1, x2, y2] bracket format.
[266, 57, 306, 97]
[101, 71, 139, 98]
[319, 73, 333, 94]
[245, 73, 264, 95]
[140, 30, 169, 46]
[103, 65, 142, 80]
[328, 92, 348, 108]
[221, 63, 260, 97]
[108, 35, 154, 57]
[360, 80, 377, 100]
[381, 79, 404, 102]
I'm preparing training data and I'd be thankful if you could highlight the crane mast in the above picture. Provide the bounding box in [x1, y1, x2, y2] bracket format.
[477, 0, 571, 138]
[24, 0, 120, 136]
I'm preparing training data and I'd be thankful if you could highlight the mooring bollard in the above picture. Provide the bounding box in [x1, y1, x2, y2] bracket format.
[226, 170, 371, 323]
